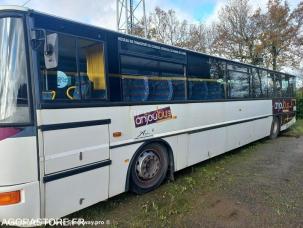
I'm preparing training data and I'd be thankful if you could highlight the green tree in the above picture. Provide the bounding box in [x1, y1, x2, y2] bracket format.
[258, 0, 302, 70]
[213, 0, 263, 64]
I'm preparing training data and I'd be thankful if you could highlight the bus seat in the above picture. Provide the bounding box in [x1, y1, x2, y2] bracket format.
[189, 81, 208, 100]
[123, 77, 149, 102]
[149, 79, 173, 101]
[72, 76, 92, 100]
[172, 81, 186, 100]
[207, 83, 224, 99]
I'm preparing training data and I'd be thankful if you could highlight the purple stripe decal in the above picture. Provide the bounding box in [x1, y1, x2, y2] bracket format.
[0, 128, 21, 141]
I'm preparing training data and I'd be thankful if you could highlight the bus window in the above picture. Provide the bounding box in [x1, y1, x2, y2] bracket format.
[78, 39, 107, 100]
[227, 64, 250, 99]
[268, 72, 275, 97]
[40, 34, 79, 101]
[158, 61, 185, 101]
[40, 35, 107, 102]
[251, 68, 267, 98]
[274, 73, 283, 98]
[187, 55, 225, 100]
[209, 59, 226, 100]
[187, 55, 210, 100]
[120, 55, 186, 102]
[289, 76, 296, 97]
[281, 74, 290, 97]
[260, 70, 269, 98]
[120, 55, 155, 102]
[119, 38, 186, 63]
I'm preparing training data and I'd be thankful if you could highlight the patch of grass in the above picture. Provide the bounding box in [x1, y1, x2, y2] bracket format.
[283, 119, 303, 137]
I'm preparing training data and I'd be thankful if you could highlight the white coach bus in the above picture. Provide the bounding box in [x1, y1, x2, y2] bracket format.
[0, 6, 297, 223]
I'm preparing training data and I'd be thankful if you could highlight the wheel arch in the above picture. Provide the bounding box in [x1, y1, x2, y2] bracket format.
[124, 138, 175, 192]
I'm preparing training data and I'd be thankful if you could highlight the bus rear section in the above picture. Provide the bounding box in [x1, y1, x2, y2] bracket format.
[272, 98, 297, 133]
[0, 16, 40, 220]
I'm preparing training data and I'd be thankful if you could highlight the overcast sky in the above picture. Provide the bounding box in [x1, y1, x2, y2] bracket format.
[0, 0, 301, 30]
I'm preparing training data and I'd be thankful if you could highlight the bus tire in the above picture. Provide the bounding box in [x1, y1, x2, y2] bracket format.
[130, 143, 169, 194]
[270, 116, 280, 139]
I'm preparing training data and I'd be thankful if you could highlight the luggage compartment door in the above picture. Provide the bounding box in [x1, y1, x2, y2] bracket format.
[41, 119, 111, 218]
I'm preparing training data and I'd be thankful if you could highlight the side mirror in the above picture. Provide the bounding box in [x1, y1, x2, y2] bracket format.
[44, 33, 58, 69]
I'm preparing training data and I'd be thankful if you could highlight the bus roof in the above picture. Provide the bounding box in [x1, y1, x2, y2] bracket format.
[0, 5, 28, 12]
[0, 5, 297, 78]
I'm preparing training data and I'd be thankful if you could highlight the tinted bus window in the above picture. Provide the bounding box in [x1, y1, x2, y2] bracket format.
[159, 62, 186, 101]
[268, 72, 275, 98]
[208, 58, 226, 100]
[281, 74, 288, 97]
[227, 64, 250, 98]
[274, 73, 283, 97]
[252, 68, 267, 98]
[78, 39, 107, 100]
[289, 76, 296, 97]
[121, 55, 159, 76]
[159, 49, 186, 63]
[160, 62, 184, 77]
[39, 34, 107, 102]
[119, 38, 186, 63]
[120, 40, 159, 56]
[120, 55, 186, 102]
[187, 55, 225, 100]
[260, 70, 269, 97]
[40, 35, 79, 101]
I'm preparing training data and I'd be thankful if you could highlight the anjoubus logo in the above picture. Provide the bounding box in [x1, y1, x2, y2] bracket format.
[273, 99, 293, 112]
[134, 107, 174, 128]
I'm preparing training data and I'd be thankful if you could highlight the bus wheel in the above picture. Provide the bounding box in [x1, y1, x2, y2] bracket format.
[270, 116, 280, 139]
[130, 143, 169, 194]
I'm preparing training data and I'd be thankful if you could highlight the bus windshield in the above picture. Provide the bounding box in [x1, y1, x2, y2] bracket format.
[0, 17, 30, 125]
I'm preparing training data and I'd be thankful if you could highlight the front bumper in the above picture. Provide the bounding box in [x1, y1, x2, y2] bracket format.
[0, 181, 40, 224]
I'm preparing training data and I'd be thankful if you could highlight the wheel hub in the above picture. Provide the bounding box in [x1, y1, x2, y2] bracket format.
[136, 151, 160, 180]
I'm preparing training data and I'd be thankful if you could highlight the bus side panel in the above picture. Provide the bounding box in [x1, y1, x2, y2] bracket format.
[224, 101, 272, 149]
[186, 100, 272, 168]
[45, 167, 109, 218]
[0, 136, 38, 186]
[188, 125, 254, 167]
[187, 131, 211, 166]
[254, 117, 273, 139]
[227, 117, 272, 151]
[226, 122, 254, 151]
[226, 122, 252, 151]
[43, 125, 110, 174]
[207, 127, 227, 158]
[175, 134, 189, 171]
